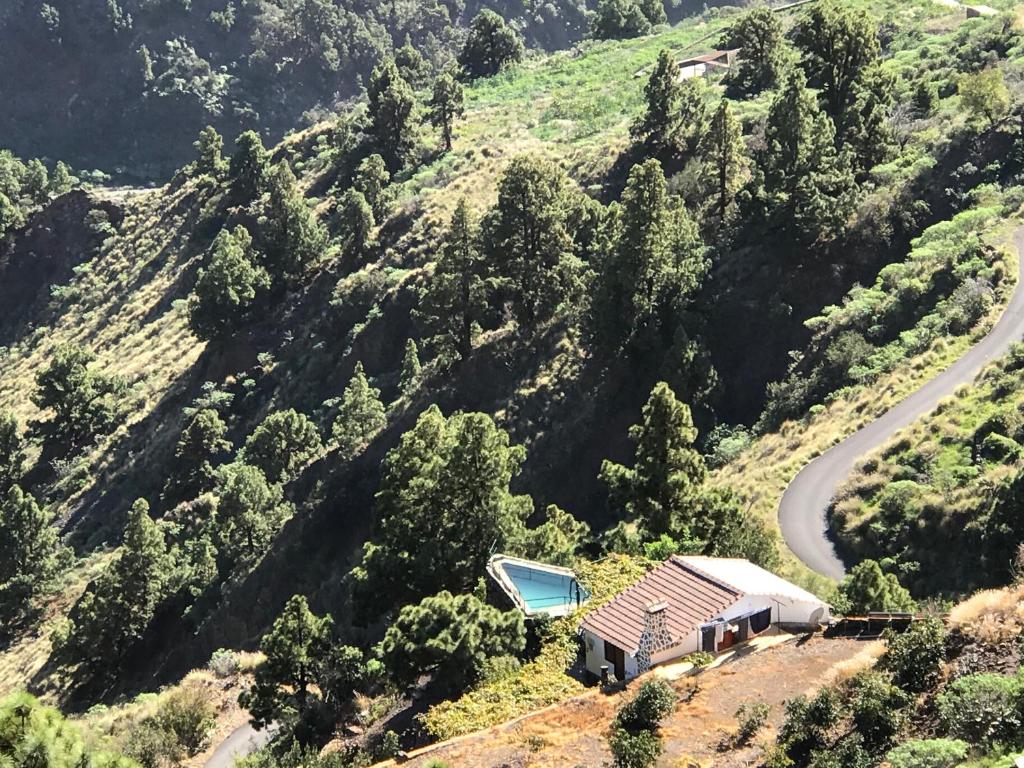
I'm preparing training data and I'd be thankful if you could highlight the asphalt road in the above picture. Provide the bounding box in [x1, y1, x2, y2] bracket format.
[204, 721, 278, 768]
[779, 226, 1024, 580]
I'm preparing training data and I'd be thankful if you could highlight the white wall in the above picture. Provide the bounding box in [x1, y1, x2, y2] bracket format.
[581, 593, 829, 680]
[583, 630, 604, 677]
[583, 630, 642, 680]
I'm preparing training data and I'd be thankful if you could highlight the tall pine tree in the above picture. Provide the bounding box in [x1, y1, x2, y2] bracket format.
[482, 157, 581, 333]
[429, 73, 465, 152]
[332, 362, 387, 458]
[701, 99, 749, 223]
[758, 68, 855, 245]
[589, 160, 706, 353]
[792, 1, 881, 148]
[631, 50, 682, 160]
[0, 410, 24, 496]
[0, 486, 68, 619]
[356, 406, 532, 613]
[721, 7, 785, 97]
[599, 382, 706, 538]
[419, 199, 488, 362]
[63, 499, 172, 673]
[368, 59, 417, 171]
[260, 161, 327, 279]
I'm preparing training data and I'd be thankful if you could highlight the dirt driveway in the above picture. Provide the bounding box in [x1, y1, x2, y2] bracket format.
[397, 635, 874, 768]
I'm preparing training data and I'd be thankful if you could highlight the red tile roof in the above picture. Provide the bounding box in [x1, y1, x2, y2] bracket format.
[579, 556, 742, 653]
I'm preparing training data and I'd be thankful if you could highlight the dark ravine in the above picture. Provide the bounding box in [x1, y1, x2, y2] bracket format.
[779, 225, 1024, 580]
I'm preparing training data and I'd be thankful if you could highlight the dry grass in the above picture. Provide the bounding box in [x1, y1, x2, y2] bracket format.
[949, 583, 1024, 643]
[0, 553, 112, 702]
[821, 641, 885, 686]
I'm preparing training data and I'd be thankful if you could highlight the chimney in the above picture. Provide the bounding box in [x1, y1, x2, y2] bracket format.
[645, 600, 669, 638]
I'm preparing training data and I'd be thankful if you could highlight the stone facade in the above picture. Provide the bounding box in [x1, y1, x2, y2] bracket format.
[635, 601, 674, 674]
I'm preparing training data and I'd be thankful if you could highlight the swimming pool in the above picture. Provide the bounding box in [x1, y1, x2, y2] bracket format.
[488, 555, 588, 617]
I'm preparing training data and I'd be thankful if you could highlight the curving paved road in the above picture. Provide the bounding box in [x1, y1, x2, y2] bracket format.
[779, 226, 1024, 580]
[204, 722, 278, 768]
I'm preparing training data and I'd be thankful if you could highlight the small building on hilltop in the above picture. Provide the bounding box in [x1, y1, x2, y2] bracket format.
[578, 556, 830, 680]
[677, 49, 739, 80]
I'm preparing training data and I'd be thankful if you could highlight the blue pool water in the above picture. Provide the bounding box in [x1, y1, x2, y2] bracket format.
[504, 563, 587, 612]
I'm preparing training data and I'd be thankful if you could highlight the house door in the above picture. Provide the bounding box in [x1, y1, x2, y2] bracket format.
[604, 640, 626, 680]
[700, 624, 716, 653]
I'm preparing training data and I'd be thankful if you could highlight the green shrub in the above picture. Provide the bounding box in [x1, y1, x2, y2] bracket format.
[614, 679, 676, 732]
[886, 738, 969, 768]
[847, 671, 910, 753]
[682, 651, 714, 668]
[156, 683, 216, 756]
[878, 617, 947, 693]
[608, 728, 662, 768]
[735, 700, 770, 745]
[937, 672, 1023, 746]
[208, 648, 241, 678]
[124, 720, 178, 768]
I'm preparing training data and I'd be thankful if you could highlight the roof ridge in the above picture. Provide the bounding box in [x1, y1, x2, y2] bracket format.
[669, 555, 744, 597]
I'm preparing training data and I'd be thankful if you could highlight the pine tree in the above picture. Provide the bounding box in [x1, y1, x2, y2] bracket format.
[244, 409, 322, 484]
[352, 154, 391, 221]
[759, 68, 855, 245]
[721, 7, 785, 97]
[592, 0, 651, 40]
[31, 343, 128, 447]
[380, 590, 525, 693]
[229, 130, 268, 201]
[192, 126, 227, 179]
[63, 499, 172, 672]
[0, 486, 68, 618]
[843, 63, 896, 174]
[0, 410, 25, 496]
[701, 99, 749, 222]
[239, 594, 334, 744]
[513, 504, 590, 567]
[637, 0, 666, 26]
[588, 160, 705, 352]
[399, 339, 421, 394]
[367, 59, 416, 171]
[332, 362, 386, 458]
[428, 73, 465, 152]
[419, 199, 488, 362]
[631, 50, 682, 159]
[836, 559, 916, 614]
[0, 693, 136, 768]
[214, 463, 292, 570]
[356, 406, 532, 612]
[24, 159, 49, 204]
[482, 156, 580, 332]
[677, 77, 709, 159]
[599, 382, 707, 537]
[188, 226, 270, 341]
[337, 189, 375, 263]
[395, 39, 428, 88]
[165, 408, 232, 502]
[959, 67, 1011, 129]
[457, 10, 524, 79]
[260, 161, 327, 278]
[49, 161, 75, 196]
[792, 0, 880, 142]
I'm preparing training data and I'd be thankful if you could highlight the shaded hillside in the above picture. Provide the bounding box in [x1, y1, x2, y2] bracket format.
[1, 0, 1023, 727]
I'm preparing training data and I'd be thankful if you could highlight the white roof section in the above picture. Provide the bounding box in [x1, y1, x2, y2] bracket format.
[676, 556, 828, 606]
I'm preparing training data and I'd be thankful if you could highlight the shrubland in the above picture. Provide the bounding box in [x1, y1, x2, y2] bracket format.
[3, 0, 1024, 759]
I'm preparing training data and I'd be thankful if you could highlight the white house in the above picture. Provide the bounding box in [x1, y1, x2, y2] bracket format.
[578, 556, 830, 681]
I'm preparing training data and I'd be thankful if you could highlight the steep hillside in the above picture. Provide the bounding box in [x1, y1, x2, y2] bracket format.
[0, 0, 725, 179]
[4, 0, 1024, 761]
